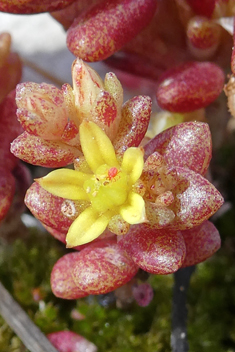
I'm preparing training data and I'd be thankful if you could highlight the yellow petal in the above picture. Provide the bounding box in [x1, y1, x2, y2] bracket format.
[119, 192, 147, 225]
[66, 206, 113, 247]
[121, 147, 144, 184]
[79, 121, 118, 172]
[36, 169, 89, 200]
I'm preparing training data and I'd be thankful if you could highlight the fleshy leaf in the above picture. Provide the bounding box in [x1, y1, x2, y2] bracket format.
[11, 132, 81, 167]
[145, 201, 175, 228]
[72, 59, 103, 121]
[71, 239, 138, 294]
[66, 0, 157, 61]
[16, 82, 68, 140]
[90, 90, 119, 140]
[156, 61, 225, 113]
[48, 331, 97, 352]
[25, 182, 73, 233]
[144, 122, 212, 176]
[118, 224, 186, 274]
[113, 96, 152, 153]
[50, 252, 88, 299]
[104, 72, 123, 108]
[185, 0, 216, 17]
[169, 166, 224, 230]
[181, 220, 221, 267]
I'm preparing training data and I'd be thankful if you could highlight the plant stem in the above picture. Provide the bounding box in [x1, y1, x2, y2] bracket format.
[171, 266, 195, 352]
[0, 281, 58, 352]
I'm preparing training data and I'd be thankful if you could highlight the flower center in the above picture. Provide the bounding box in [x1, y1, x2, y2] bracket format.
[83, 164, 128, 213]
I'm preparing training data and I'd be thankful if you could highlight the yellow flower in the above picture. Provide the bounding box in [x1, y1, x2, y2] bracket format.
[36, 121, 147, 247]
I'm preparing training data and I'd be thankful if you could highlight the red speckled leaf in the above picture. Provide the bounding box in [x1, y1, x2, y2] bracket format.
[169, 167, 224, 230]
[0, 168, 15, 221]
[72, 239, 138, 294]
[185, 0, 216, 17]
[113, 96, 152, 154]
[0, 0, 76, 14]
[91, 91, 119, 137]
[66, 0, 157, 61]
[186, 16, 221, 50]
[118, 224, 186, 274]
[25, 182, 73, 233]
[181, 220, 221, 267]
[144, 122, 212, 176]
[16, 82, 68, 140]
[48, 331, 97, 352]
[51, 253, 88, 299]
[156, 61, 225, 113]
[11, 132, 80, 167]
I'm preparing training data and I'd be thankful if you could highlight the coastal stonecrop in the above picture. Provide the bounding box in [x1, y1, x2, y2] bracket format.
[1, 1, 235, 350]
[9, 47, 224, 299]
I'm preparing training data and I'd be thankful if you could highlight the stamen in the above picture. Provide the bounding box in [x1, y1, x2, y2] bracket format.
[108, 167, 118, 179]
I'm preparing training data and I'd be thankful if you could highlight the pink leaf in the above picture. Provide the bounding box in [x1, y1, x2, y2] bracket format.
[156, 61, 225, 113]
[72, 239, 138, 294]
[51, 253, 88, 300]
[113, 96, 152, 153]
[67, 0, 157, 61]
[25, 182, 73, 233]
[181, 220, 221, 267]
[11, 132, 80, 167]
[144, 122, 212, 176]
[118, 224, 186, 274]
[48, 331, 97, 352]
[169, 166, 224, 230]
